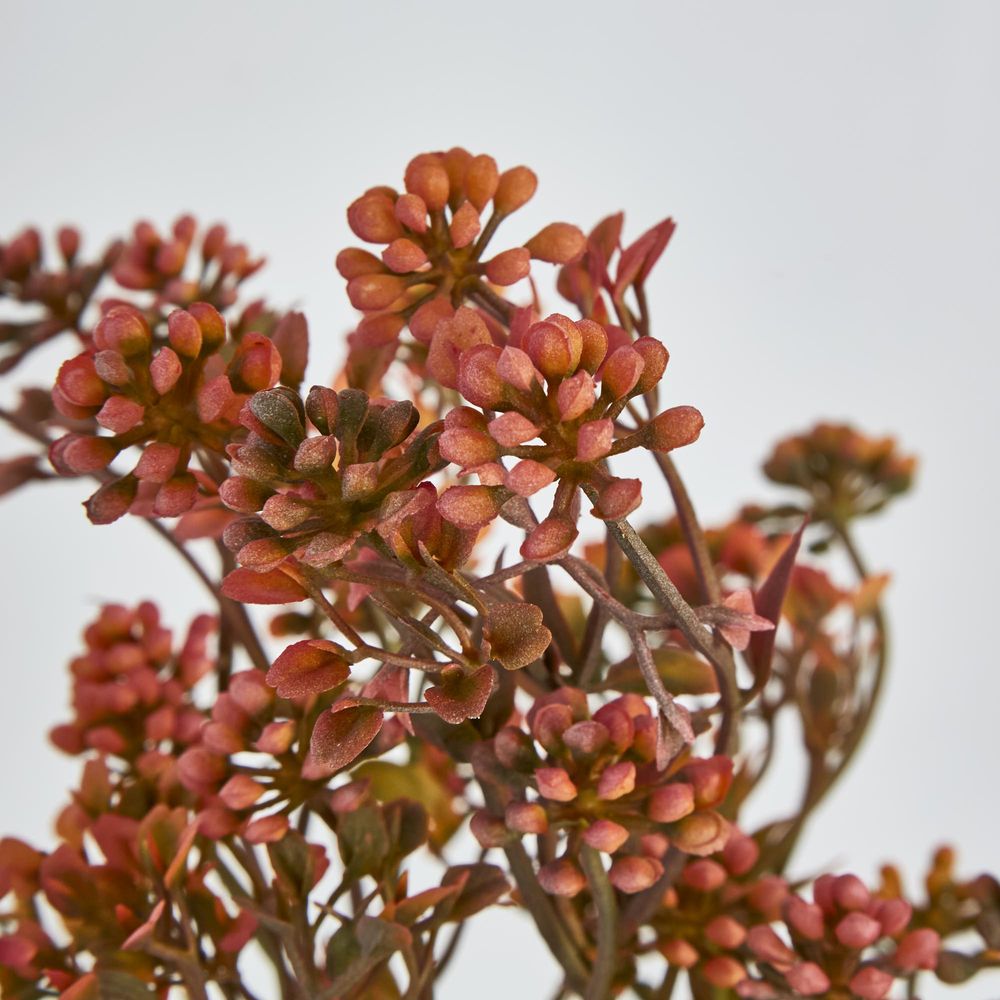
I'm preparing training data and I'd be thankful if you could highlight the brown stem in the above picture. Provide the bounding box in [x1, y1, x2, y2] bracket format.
[580, 845, 618, 1000]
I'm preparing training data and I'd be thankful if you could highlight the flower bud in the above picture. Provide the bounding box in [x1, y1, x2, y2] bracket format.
[583, 819, 629, 853]
[488, 411, 540, 447]
[643, 405, 704, 452]
[381, 238, 428, 273]
[535, 767, 578, 802]
[682, 859, 728, 892]
[470, 810, 510, 848]
[504, 459, 556, 497]
[702, 957, 745, 990]
[783, 896, 824, 941]
[497, 345, 539, 392]
[784, 963, 831, 996]
[848, 967, 894, 1000]
[96, 307, 151, 357]
[537, 858, 586, 897]
[347, 273, 407, 311]
[485, 247, 531, 286]
[465, 154, 499, 210]
[505, 801, 548, 834]
[255, 720, 296, 754]
[557, 371, 596, 421]
[659, 939, 698, 968]
[833, 873, 871, 911]
[648, 782, 695, 823]
[526, 314, 582, 379]
[449, 202, 480, 249]
[601, 346, 645, 399]
[706, 915, 747, 949]
[893, 928, 940, 972]
[394, 193, 428, 233]
[220, 774, 266, 810]
[405, 155, 450, 211]
[609, 855, 662, 894]
[836, 911, 882, 949]
[525, 222, 586, 264]
[56, 355, 107, 408]
[348, 193, 402, 243]
[633, 337, 669, 392]
[576, 419, 613, 462]
[597, 760, 635, 800]
[494, 166, 538, 215]
[672, 811, 730, 857]
[244, 814, 290, 844]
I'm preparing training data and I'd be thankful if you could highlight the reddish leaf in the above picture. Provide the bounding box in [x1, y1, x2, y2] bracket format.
[748, 520, 807, 685]
[424, 665, 494, 723]
[311, 702, 384, 769]
[267, 639, 351, 699]
[221, 566, 307, 604]
[483, 603, 551, 670]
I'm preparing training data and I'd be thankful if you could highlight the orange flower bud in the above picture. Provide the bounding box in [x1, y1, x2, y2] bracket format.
[404, 154, 450, 212]
[537, 858, 586, 897]
[525, 222, 586, 264]
[485, 247, 530, 286]
[465, 154, 499, 210]
[347, 193, 402, 243]
[494, 165, 538, 215]
[644, 405, 704, 452]
[505, 801, 548, 834]
[347, 273, 407, 311]
[449, 202, 481, 249]
[535, 767, 578, 802]
[381, 238, 428, 274]
[394, 192, 428, 233]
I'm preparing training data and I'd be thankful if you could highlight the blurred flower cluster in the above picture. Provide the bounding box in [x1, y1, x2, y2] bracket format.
[0, 150, 992, 1000]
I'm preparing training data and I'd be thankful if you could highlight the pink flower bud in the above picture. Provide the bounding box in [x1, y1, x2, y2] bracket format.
[836, 911, 882, 949]
[583, 819, 629, 853]
[747, 925, 796, 964]
[785, 963, 831, 996]
[873, 897, 913, 937]
[457, 344, 505, 409]
[601, 346, 645, 399]
[672, 811, 731, 857]
[470, 810, 510, 848]
[505, 459, 556, 497]
[95, 307, 151, 356]
[834, 873, 871, 911]
[659, 939, 699, 968]
[784, 895, 825, 941]
[526, 314, 583, 379]
[848, 966, 894, 1000]
[347, 273, 406, 311]
[488, 411, 540, 447]
[409, 296, 454, 344]
[682, 859, 728, 892]
[648, 782, 695, 823]
[576, 418, 613, 462]
[643, 405, 705, 452]
[557, 370, 596, 421]
[56, 355, 107, 408]
[244, 814, 290, 844]
[537, 858, 586, 897]
[722, 829, 760, 876]
[535, 767, 578, 802]
[485, 248, 530, 285]
[497, 345, 539, 391]
[167, 309, 203, 357]
[505, 801, 548, 835]
[893, 928, 940, 972]
[220, 774, 265, 810]
[382, 238, 428, 273]
[255, 720, 296, 754]
[394, 193, 428, 233]
[705, 915, 747, 949]
[437, 485, 503, 531]
[96, 396, 145, 434]
[702, 956, 746, 989]
[609, 855, 663, 893]
[449, 202, 481, 249]
[597, 760, 636, 800]
[562, 720, 610, 756]
[348, 193, 402, 243]
[520, 516, 578, 562]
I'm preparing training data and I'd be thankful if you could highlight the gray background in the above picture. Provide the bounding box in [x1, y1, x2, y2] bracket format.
[1, 3, 998, 997]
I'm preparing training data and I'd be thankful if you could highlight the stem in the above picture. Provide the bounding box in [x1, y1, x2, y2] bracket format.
[580, 846, 618, 1000]
[587, 500, 740, 755]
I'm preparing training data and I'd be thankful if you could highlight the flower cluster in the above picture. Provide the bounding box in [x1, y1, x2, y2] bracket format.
[220, 385, 443, 569]
[338, 148, 586, 391]
[49, 602, 215, 766]
[763, 422, 917, 525]
[3, 148, 995, 1000]
[472, 688, 733, 896]
[432, 309, 703, 559]
[111, 216, 265, 311]
[50, 302, 302, 522]
[0, 225, 120, 371]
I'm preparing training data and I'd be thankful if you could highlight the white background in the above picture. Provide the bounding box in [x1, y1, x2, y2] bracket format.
[2, 3, 998, 997]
